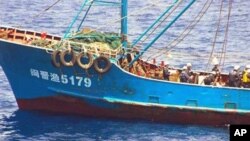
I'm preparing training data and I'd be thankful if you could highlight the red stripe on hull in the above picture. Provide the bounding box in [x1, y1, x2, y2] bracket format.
[17, 96, 250, 126]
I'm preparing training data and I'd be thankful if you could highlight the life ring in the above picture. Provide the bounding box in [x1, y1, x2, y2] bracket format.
[51, 50, 61, 68]
[60, 49, 76, 67]
[76, 51, 94, 70]
[94, 56, 111, 74]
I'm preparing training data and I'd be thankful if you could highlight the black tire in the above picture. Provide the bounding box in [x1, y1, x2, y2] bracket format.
[60, 49, 76, 67]
[76, 51, 94, 70]
[94, 56, 111, 74]
[51, 50, 61, 68]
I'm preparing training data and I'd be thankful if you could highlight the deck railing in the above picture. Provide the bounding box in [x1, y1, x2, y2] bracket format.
[0, 26, 122, 59]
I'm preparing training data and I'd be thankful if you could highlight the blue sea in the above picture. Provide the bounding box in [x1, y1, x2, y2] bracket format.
[1, 0, 250, 140]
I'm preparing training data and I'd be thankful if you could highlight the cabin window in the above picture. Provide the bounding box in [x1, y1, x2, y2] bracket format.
[17, 30, 25, 34]
[26, 31, 33, 35]
[148, 96, 159, 103]
[186, 100, 198, 107]
[36, 33, 41, 36]
[54, 36, 61, 41]
[224, 102, 237, 109]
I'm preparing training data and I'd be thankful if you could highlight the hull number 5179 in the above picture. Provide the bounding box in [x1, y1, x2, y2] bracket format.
[30, 68, 91, 87]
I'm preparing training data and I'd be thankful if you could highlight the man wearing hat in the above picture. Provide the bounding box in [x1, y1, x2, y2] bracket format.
[186, 63, 192, 76]
[211, 62, 221, 84]
[204, 71, 216, 85]
[228, 65, 241, 87]
[212, 62, 220, 73]
[180, 66, 193, 83]
[242, 65, 250, 88]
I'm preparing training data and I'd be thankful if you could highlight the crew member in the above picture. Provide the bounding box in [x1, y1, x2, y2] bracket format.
[228, 65, 241, 87]
[0, 30, 8, 39]
[121, 58, 128, 68]
[242, 65, 250, 88]
[204, 71, 216, 85]
[212, 63, 220, 74]
[163, 63, 170, 81]
[180, 66, 192, 83]
[186, 63, 192, 76]
[154, 67, 163, 79]
[130, 61, 137, 74]
[135, 61, 146, 77]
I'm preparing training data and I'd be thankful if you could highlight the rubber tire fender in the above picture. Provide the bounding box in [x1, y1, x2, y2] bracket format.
[94, 56, 111, 74]
[60, 49, 76, 67]
[51, 50, 61, 68]
[76, 51, 94, 70]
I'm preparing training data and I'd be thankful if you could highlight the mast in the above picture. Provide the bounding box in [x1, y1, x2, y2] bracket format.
[121, 0, 128, 48]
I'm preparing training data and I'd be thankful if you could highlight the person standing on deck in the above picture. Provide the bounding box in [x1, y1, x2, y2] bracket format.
[121, 58, 129, 71]
[180, 66, 192, 83]
[163, 63, 170, 81]
[228, 65, 241, 87]
[242, 65, 250, 88]
[212, 62, 221, 74]
[212, 63, 221, 84]
[211, 57, 220, 72]
[187, 63, 195, 83]
[135, 61, 146, 77]
[186, 63, 192, 76]
[204, 71, 216, 85]
[211, 58, 221, 79]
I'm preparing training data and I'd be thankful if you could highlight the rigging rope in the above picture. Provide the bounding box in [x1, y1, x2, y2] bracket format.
[137, 0, 234, 72]
[77, 0, 95, 31]
[220, 0, 233, 71]
[128, 0, 196, 67]
[63, 0, 89, 38]
[133, 0, 183, 48]
[149, 0, 213, 60]
[126, 0, 183, 53]
[32, 0, 62, 18]
[15, 0, 62, 28]
[94, 0, 175, 32]
[205, 0, 224, 71]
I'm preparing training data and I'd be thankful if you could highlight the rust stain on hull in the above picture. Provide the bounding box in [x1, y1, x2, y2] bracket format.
[17, 95, 250, 126]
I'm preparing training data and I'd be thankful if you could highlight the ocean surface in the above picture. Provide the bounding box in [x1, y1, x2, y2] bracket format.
[1, 0, 249, 140]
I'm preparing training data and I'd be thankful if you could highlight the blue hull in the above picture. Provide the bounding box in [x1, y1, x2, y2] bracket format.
[0, 36, 250, 126]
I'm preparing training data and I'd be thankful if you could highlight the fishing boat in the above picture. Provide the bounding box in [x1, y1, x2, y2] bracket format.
[0, 0, 249, 126]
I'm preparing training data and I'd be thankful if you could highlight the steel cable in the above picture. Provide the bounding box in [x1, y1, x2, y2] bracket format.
[149, 0, 213, 60]
[204, 0, 224, 71]
[220, 0, 233, 71]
